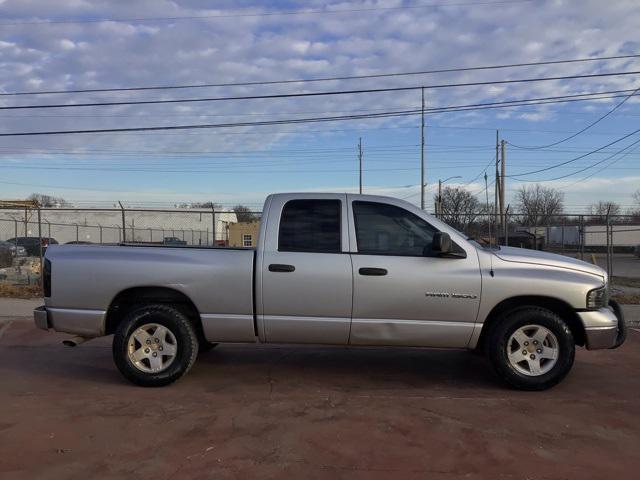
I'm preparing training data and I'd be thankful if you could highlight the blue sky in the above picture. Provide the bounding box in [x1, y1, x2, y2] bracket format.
[0, 0, 639, 212]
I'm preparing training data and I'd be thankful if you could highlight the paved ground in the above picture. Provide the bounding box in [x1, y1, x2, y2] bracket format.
[1, 314, 639, 480]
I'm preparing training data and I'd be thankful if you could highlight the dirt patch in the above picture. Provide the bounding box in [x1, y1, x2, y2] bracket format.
[612, 276, 640, 288]
[611, 277, 640, 305]
[1, 321, 640, 480]
[612, 294, 640, 305]
[0, 283, 42, 299]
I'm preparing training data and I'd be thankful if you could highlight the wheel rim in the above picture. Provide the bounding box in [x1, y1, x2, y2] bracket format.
[127, 323, 178, 373]
[506, 324, 559, 377]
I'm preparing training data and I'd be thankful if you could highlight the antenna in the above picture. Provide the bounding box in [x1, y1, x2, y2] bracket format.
[485, 172, 495, 276]
[484, 173, 492, 247]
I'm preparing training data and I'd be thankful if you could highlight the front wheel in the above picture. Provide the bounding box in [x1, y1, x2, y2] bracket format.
[487, 307, 575, 391]
[113, 304, 199, 387]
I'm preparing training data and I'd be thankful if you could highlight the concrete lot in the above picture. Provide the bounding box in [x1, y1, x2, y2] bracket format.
[1, 314, 639, 480]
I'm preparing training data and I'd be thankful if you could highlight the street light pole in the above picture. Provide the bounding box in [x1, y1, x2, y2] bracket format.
[437, 175, 462, 219]
[358, 137, 363, 194]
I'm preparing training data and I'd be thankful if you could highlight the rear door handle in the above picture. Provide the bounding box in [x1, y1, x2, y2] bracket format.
[359, 267, 388, 276]
[269, 264, 296, 273]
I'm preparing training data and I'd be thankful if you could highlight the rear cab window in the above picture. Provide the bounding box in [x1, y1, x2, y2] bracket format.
[278, 199, 341, 253]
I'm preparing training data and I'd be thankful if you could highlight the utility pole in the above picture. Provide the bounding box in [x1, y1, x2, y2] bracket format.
[500, 139, 506, 229]
[358, 137, 363, 194]
[494, 130, 500, 231]
[438, 179, 442, 218]
[420, 87, 426, 210]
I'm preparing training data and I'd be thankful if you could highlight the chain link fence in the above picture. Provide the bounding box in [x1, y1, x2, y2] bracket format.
[0, 206, 262, 287]
[439, 211, 640, 304]
[1, 206, 638, 302]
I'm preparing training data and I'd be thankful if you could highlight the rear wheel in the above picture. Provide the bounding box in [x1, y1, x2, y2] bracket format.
[113, 304, 199, 387]
[487, 307, 575, 390]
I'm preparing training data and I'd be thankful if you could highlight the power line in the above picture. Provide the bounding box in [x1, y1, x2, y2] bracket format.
[2, 72, 638, 111]
[0, 1, 534, 27]
[3, 52, 637, 96]
[508, 128, 640, 178]
[507, 87, 640, 150]
[464, 156, 497, 186]
[510, 136, 640, 183]
[0, 90, 634, 137]
[561, 142, 640, 188]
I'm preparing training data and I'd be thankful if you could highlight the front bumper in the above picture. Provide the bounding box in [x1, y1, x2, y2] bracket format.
[33, 305, 106, 337]
[578, 300, 626, 350]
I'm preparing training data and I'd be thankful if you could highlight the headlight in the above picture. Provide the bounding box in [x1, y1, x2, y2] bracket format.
[587, 286, 608, 309]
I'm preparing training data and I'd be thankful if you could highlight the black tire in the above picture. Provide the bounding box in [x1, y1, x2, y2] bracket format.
[113, 304, 199, 387]
[486, 307, 575, 391]
[608, 299, 627, 349]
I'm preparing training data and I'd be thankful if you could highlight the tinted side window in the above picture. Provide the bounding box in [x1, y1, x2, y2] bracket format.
[278, 200, 341, 253]
[353, 201, 437, 256]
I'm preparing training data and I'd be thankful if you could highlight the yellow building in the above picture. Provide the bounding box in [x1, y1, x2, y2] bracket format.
[227, 221, 260, 247]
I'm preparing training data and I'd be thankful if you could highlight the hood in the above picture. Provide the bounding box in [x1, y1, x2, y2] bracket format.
[493, 246, 606, 279]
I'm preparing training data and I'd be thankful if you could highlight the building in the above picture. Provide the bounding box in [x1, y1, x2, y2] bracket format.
[227, 221, 260, 248]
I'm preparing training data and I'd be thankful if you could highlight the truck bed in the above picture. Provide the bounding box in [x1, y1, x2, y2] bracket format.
[45, 244, 256, 339]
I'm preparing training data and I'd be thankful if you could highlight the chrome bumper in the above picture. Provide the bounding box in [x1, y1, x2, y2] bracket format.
[578, 301, 626, 350]
[34, 305, 49, 330]
[33, 305, 105, 337]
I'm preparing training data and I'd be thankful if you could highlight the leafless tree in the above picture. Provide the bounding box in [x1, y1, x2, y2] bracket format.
[28, 193, 69, 207]
[233, 205, 258, 223]
[589, 200, 621, 220]
[629, 189, 640, 221]
[515, 184, 564, 226]
[435, 186, 481, 231]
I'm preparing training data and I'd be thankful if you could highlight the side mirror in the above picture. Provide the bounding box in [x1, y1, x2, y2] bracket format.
[431, 232, 452, 255]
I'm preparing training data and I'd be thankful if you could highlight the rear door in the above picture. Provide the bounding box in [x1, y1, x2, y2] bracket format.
[258, 194, 353, 344]
[348, 198, 481, 348]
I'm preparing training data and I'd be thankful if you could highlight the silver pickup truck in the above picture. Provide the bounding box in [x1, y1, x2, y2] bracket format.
[34, 193, 626, 390]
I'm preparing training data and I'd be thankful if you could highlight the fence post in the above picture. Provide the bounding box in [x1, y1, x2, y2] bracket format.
[211, 207, 216, 246]
[579, 215, 585, 261]
[118, 202, 126, 242]
[149, 228, 153, 243]
[605, 208, 613, 278]
[75, 223, 79, 242]
[14, 219, 18, 245]
[191, 229, 194, 245]
[99, 225, 103, 244]
[504, 208, 509, 247]
[561, 217, 565, 254]
[37, 207, 43, 286]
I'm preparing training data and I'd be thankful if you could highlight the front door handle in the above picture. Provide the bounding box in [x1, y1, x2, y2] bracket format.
[359, 267, 388, 276]
[269, 264, 296, 273]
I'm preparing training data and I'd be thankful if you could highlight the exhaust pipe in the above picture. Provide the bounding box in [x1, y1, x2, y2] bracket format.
[62, 336, 90, 347]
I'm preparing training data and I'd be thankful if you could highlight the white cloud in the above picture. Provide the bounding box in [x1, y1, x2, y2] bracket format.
[0, 0, 638, 203]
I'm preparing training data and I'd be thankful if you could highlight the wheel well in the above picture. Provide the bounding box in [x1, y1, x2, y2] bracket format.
[104, 286, 202, 336]
[476, 296, 585, 351]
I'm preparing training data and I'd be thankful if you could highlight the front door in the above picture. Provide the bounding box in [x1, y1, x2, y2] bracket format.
[260, 196, 352, 344]
[348, 199, 481, 347]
